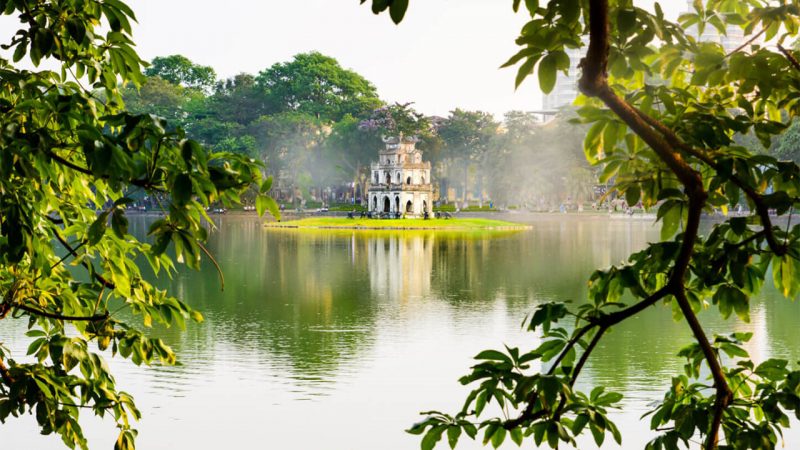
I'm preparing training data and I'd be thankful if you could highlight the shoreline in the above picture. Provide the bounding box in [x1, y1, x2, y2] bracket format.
[263, 217, 531, 231]
[265, 224, 532, 231]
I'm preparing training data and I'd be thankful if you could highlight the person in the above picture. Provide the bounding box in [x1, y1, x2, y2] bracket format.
[423, 210, 430, 220]
[347, 211, 354, 219]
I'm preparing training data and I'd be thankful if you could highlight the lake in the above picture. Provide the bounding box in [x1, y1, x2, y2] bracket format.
[3, 214, 800, 449]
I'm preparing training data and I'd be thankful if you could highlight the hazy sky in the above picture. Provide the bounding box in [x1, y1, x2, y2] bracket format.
[3, 1, 686, 118]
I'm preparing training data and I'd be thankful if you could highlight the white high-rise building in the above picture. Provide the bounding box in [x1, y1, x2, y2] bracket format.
[683, 0, 752, 54]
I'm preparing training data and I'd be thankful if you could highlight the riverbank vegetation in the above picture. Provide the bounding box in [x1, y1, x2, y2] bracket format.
[122, 52, 598, 211]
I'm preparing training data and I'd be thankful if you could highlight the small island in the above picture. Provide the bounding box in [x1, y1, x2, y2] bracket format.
[265, 217, 529, 230]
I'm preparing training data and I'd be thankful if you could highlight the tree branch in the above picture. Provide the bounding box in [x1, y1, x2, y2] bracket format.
[15, 303, 109, 322]
[44, 147, 165, 192]
[0, 358, 13, 385]
[197, 240, 224, 291]
[725, 28, 766, 57]
[569, 325, 606, 388]
[51, 228, 116, 290]
[778, 44, 800, 73]
[0, 301, 10, 320]
[627, 103, 788, 257]
[579, 1, 731, 447]
[505, 285, 671, 429]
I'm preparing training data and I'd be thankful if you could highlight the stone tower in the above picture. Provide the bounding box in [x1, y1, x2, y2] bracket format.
[368, 136, 432, 217]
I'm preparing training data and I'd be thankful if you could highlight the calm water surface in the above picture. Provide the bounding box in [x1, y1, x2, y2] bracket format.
[4, 214, 800, 449]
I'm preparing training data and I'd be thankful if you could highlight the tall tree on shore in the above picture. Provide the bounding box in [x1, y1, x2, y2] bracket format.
[144, 54, 217, 92]
[256, 52, 382, 123]
[438, 109, 499, 205]
[364, 1, 800, 449]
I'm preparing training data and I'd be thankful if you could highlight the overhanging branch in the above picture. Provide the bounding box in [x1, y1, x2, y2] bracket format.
[16, 303, 109, 322]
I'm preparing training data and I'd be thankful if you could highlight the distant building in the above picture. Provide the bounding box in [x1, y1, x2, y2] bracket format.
[368, 136, 433, 217]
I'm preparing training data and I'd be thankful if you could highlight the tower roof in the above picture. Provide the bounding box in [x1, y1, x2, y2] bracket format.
[381, 135, 421, 154]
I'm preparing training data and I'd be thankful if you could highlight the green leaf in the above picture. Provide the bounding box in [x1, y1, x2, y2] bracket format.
[88, 211, 110, 245]
[172, 173, 193, 205]
[407, 419, 432, 435]
[547, 422, 559, 448]
[447, 426, 461, 449]
[515, 57, 537, 89]
[260, 176, 273, 193]
[773, 255, 800, 299]
[509, 427, 523, 446]
[538, 52, 559, 94]
[755, 358, 789, 381]
[712, 285, 749, 322]
[389, 0, 409, 24]
[421, 425, 445, 450]
[474, 349, 510, 362]
[625, 184, 641, 207]
[491, 427, 507, 448]
[659, 200, 681, 240]
[572, 413, 589, 435]
[111, 209, 129, 239]
[475, 390, 488, 416]
[256, 194, 280, 219]
[590, 422, 606, 446]
[617, 9, 637, 34]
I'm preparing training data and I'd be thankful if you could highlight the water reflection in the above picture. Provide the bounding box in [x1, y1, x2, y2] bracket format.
[2, 215, 800, 450]
[369, 233, 433, 302]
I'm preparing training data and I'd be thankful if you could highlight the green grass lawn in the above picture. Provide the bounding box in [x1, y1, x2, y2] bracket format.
[265, 217, 527, 230]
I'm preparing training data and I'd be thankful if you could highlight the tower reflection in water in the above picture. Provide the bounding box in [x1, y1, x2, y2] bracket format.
[368, 233, 433, 302]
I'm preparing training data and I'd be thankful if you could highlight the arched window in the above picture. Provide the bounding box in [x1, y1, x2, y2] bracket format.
[396, 172, 401, 183]
[374, 173, 378, 184]
[406, 176, 412, 185]
[372, 196, 377, 211]
[395, 196, 400, 212]
[406, 200, 413, 213]
[421, 176, 425, 185]
[385, 171, 391, 184]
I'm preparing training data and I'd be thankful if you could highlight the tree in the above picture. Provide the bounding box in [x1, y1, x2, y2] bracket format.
[208, 73, 268, 126]
[324, 115, 385, 203]
[438, 109, 499, 205]
[488, 110, 591, 209]
[144, 54, 217, 92]
[256, 51, 382, 123]
[0, 1, 276, 449]
[121, 76, 204, 125]
[773, 119, 800, 164]
[248, 112, 327, 201]
[365, 1, 800, 449]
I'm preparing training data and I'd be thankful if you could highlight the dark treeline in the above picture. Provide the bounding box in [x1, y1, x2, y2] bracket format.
[122, 52, 600, 210]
